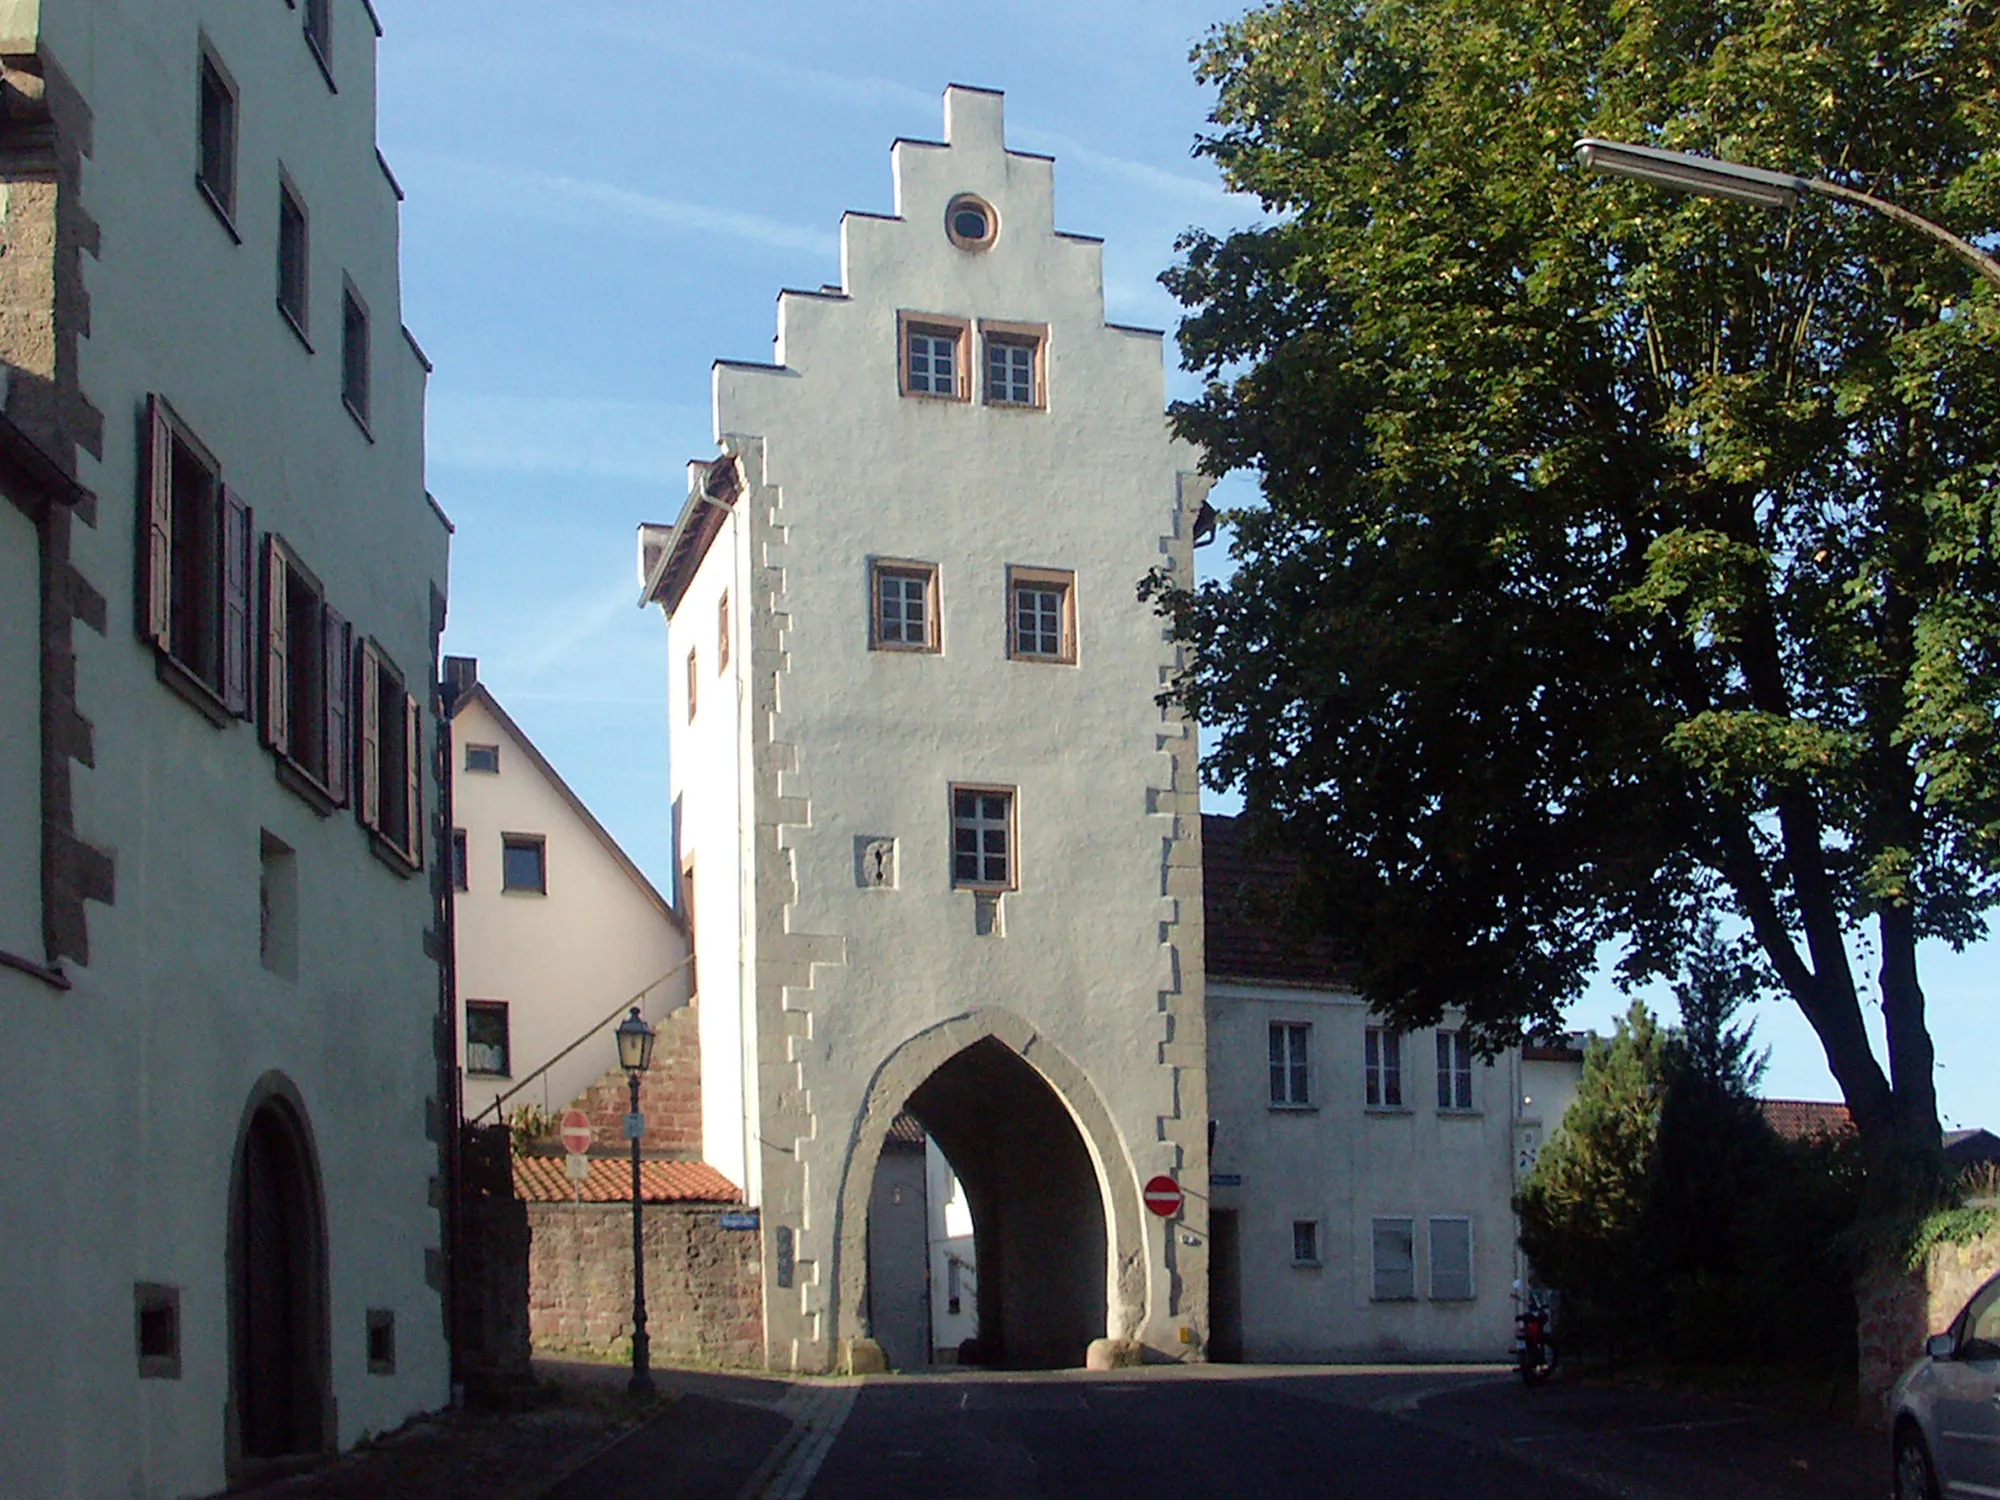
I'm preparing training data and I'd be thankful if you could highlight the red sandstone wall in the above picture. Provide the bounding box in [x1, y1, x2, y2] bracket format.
[526, 1202, 763, 1368]
[1858, 1228, 1999, 1422]
[565, 1002, 702, 1156]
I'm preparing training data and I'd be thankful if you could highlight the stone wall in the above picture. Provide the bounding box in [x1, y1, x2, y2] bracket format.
[1857, 1225, 2000, 1422]
[565, 1002, 703, 1157]
[526, 1202, 763, 1368]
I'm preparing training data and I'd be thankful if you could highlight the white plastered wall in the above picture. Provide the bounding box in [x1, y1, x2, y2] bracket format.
[0, 3, 449, 1494]
[450, 695, 688, 1127]
[680, 87, 1211, 1370]
[1207, 983, 1520, 1360]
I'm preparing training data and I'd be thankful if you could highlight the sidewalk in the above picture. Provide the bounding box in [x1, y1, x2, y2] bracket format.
[1403, 1374, 1887, 1500]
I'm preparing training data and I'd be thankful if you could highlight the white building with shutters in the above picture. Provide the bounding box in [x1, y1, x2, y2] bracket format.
[0, 3, 452, 1493]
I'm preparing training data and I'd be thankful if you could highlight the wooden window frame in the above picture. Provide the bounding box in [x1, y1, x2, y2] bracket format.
[1292, 1220, 1321, 1267]
[979, 320, 1047, 409]
[464, 1000, 510, 1077]
[685, 646, 698, 721]
[1005, 565, 1076, 665]
[945, 194, 999, 252]
[1435, 1028, 1475, 1113]
[1365, 1026, 1405, 1110]
[1268, 1021, 1312, 1108]
[355, 639, 422, 871]
[277, 176, 311, 346]
[140, 395, 253, 722]
[196, 43, 239, 235]
[260, 533, 350, 810]
[717, 590, 730, 673]
[949, 783, 1018, 893]
[340, 280, 371, 435]
[500, 833, 546, 895]
[869, 558, 941, 653]
[302, 0, 336, 91]
[463, 743, 499, 774]
[897, 311, 971, 401]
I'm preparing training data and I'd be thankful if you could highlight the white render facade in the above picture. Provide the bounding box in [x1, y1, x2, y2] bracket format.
[446, 663, 689, 1127]
[0, 2, 451, 1494]
[642, 86, 1213, 1372]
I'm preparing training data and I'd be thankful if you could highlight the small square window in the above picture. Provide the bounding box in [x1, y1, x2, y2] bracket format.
[451, 828, 468, 892]
[259, 830, 297, 979]
[1436, 1029, 1474, 1111]
[1429, 1217, 1474, 1301]
[465, 1001, 509, 1076]
[1371, 1216, 1416, 1301]
[502, 835, 545, 894]
[278, 183, 310, 338]
[1292, 1220, 1320, 1266]
[870, 559, 941, 652]
[1269, 1022, 1310, 1107]
[898, 312, 970, 400]
[366, 1308, 395, 1375]
[980, 323, 1046, 409]
[135, 1283, 181, 1379]
[950, 785, 1015, 890]
[341, 284, 371, 428]
[1366, 1026, 1404, 1108]
[464, 743, 500, 774]
[1007, 566, 1076, 664]
[197, 49, 238, 227]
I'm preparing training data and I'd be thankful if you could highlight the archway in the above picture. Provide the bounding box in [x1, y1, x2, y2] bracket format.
[835, 1011, 1148, 1370]
[227, 1077, 331, 1472]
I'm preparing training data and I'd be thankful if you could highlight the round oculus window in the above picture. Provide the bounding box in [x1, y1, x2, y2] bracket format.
[946, 194, 997, 251]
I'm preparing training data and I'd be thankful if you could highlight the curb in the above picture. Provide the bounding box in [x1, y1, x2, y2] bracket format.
[736, 1381, 863, 1500]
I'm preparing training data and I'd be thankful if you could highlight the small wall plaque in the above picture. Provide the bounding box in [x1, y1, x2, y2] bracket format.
[855, 836, 898, 889]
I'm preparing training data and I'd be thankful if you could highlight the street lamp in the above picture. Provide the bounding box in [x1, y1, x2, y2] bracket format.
[1575, 137, 2000, 292]
[615, 1005, 657, 1397]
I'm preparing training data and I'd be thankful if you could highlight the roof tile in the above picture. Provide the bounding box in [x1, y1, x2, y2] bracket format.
[513, 1156, 741, 1205]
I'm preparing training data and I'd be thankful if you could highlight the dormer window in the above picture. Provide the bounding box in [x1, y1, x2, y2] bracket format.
[945, 194, 997, 251]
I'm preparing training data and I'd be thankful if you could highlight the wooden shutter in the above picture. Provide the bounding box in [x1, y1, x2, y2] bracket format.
[262, 537, 290, 754]
[357, 641, 380, 833]
[142, 396, 174, 651]
[401, 691, 423, 867]
[221, 488, 252, 717]
[322, 606, 349, 805]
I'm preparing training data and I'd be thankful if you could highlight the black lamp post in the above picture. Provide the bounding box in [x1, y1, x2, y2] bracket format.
[615, 1005, 657, 1397]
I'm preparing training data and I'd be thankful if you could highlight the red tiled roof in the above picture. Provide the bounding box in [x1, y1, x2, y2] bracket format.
[1201, 814, 1352, 989]
[512, 1156, 742, 1205]
[1759, 1099, 1855, 1141]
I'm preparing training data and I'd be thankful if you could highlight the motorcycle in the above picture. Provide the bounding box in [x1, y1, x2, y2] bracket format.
[1513, 1288, 1558, 1386]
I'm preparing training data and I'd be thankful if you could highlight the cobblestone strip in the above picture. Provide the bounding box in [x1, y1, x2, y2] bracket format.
[737, 1380, 861, 1500]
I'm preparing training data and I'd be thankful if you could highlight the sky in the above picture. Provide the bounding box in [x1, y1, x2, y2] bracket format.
[372, 1, 1992, 1130]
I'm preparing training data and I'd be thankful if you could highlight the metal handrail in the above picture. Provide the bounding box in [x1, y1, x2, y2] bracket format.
[470, 954, 693, 1124]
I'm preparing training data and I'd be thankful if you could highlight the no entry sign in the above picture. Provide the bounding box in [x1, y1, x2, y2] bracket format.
[1143, 1174, 1183, 1218]
[559, 1109, 593, 1156]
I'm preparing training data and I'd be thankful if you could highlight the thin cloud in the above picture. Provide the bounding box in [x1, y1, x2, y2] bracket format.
[427, 394, 708, 484]
[1009, 125, 1237, 210]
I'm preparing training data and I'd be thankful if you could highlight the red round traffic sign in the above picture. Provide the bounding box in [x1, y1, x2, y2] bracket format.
[1143, 1174, 1183, 1218]
[559, 1109, 593, 1156]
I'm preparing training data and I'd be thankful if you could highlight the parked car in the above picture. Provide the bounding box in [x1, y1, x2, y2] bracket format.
[1890, 1270, 2000, 1498]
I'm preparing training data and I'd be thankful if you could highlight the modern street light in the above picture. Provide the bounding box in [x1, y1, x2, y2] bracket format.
[1575, 137, 2000, 293]
[615, 1005, 657, 1397]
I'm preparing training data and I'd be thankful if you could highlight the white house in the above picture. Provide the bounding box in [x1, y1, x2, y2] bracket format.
[0, 1, 451, 1492]
[443, 656, 691, 1139]
[640, 85, 1213, 1372]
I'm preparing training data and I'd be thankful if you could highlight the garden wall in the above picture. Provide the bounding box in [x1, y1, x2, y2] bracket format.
[1857, 1225, 1999, 1422]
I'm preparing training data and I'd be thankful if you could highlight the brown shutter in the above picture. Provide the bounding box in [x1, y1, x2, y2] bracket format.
[402, 691, 423, 867]
[142, 396, 174, 651]
[262, 536, 290, 754]
[357, 642, 380, 833]
[221, 487, 252, 717]
[322, 606, 349, 805]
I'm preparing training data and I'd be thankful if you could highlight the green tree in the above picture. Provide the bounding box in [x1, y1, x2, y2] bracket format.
[1517, 1002, 1670, 1350]
[1151, 0, 2000, 1172]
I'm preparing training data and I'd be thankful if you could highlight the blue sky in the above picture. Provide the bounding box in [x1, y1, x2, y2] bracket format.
[375, 1, 1992, 1128]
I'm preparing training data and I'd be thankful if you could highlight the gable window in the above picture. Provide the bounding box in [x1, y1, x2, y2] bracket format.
[341, 283, 371, 430]
[142, 397, 252, 719]
[1365, 1026, 1403, 1109]
[898, 312, 969, 400]
[951, 786, 1014, 890]
[451, 829, 468, 892]
[981, 323, 1046, 408]
[196, 48, 238, 229]
[1007, 566, 1076, 664]
[260, 536, 350, 805]
[1429, 1216, 1473, 1301]
[717, 591, 730, 672]
[1268, 1022, 1310, 1107]
[463, 743, 499, 774]
[944, 194, 997, 252]
[465, 1001, 509, 1077]
[1292, 1220, 1320, 1266]
[303, 0, 334, 84]
[1436, 1029, 1474, 1111]
[501, 835, 546, 894]
[870, 559, 940, 652]
[356, 640, 422, 869]
[277, 182, 310, 340]
[1371, 1217, 1416, 1300]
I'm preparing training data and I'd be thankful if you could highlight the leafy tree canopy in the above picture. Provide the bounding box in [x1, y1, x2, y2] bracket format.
[1154, 0, 2000, 1157]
